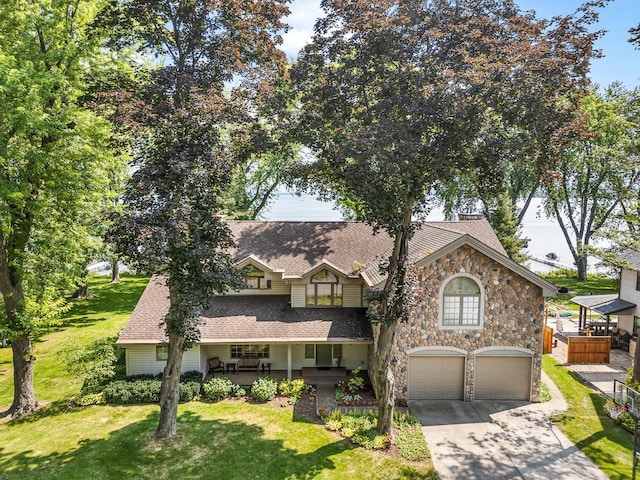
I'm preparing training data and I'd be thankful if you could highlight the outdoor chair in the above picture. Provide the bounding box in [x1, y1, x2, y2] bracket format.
[207, 356, 225, 375]
[610, 327, 620, 348]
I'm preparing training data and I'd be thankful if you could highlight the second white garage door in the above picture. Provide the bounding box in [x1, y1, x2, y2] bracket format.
[475, 355, 532, 400]
[408, 355, 465, 400]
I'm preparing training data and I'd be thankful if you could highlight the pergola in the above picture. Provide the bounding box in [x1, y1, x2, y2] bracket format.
[571, 294, 636, 335]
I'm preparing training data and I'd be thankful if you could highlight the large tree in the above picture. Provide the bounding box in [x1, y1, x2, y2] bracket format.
[107, 0, 289, 439]
[543, 85, 640, 280]
[0, 0, 123, 417]
[293, 0, 601, 434]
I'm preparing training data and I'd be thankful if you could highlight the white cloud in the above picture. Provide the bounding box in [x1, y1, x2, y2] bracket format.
[281, 0, 323, 59]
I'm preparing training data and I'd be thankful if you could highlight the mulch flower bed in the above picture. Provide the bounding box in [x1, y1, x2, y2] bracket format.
[292, 388, 323, 424]
[336, 385, 377, 407]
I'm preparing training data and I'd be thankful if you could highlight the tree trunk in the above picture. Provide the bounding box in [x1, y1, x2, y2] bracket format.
[575, 255, 588, 281]
[110, 261, 120, 284]
[71, 282, 90, 299]
[8, 334, 38, 417]
[372, 322, 396, 434]
[371, 206, 412, 434]
[155, 332, 185, 440]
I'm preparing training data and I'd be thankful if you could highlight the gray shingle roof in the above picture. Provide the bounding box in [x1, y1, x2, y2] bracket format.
[361, 221, 507, 286]
[117, 219, 509, 344]
[199, 295, 371, 342]
[117, 276, 170, 344]
[227, 221, 392, 277]
[620, 250, 640, 270]
[571, 294, 636, 315]
[117, 282, 371, 344]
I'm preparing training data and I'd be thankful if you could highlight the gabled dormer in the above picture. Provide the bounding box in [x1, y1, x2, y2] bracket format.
[289, 260, 365, 308]
[242, 264, 271, 290]
[232, 256, 288, 295]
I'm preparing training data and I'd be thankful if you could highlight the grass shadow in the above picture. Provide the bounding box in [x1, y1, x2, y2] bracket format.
[1, 399, 76, 425]
[0, 409, 355, 480]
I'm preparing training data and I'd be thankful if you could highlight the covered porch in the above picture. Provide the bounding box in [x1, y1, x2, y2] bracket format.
[202, 342, 370, 382]
[571, 294, 635, 338]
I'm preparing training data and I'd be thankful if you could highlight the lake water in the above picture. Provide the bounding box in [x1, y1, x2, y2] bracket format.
[264, 193, 604, 274]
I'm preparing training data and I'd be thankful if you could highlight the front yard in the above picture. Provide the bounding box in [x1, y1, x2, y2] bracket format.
[0, 276, 436, 479]
[1, 401, 436, 480]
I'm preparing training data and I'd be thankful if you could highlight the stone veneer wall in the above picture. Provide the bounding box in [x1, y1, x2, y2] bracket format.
[393, 245, 545, 402]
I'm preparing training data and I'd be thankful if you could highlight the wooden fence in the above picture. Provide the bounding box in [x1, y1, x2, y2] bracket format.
[543, 325, 554, 354]
[567, 336, 611, 364]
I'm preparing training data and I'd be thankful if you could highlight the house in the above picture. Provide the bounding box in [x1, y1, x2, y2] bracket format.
[116, 219, 557, 402]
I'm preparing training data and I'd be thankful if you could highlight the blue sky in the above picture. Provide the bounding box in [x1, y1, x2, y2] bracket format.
[282, 0, 640, 89]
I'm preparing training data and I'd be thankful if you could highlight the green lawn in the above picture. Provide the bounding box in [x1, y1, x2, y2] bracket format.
[0, 276, 436, 479]
[0, 275, 150, 405]
[541, 270, 618, 312]
[543, 355, 633, 480]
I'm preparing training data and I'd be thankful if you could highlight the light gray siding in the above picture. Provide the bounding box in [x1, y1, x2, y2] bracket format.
[226, 280, 290, 296]
[125, 345, 201, 376]
[127, 342, 370, 375]
[341, 343, 369, 370]
[343, 284, 362, 307]
[291, 284, 306, 307]
[618, 269, 640, 331]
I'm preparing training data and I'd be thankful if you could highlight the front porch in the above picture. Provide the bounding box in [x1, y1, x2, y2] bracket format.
[204, 367, 360, 387]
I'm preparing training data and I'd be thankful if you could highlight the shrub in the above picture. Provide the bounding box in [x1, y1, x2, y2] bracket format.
[179, 381, 202, 402]
[103, 380, 162, 404]
[325, 419, 343, 431]
[251, 377, 278, 402]
[625, 369, 640, 391]
[231, 384, 246, 397]
[104, 378, 201, 404]
[323, 411, 387, 450]
[279, 378, 305, 403]
[617, 412, 636, 433]
[203, 377, 233, 401]
[180, 370, 204, 383]
[321, 409, 428, 455]
[393, 412, 430, 460]
[66, 336, 121, 394]
[336, 366, 365, 395]
[75, 392, 106, 406]
[127, 373, 158, 381]
[394, 423, 431, 461]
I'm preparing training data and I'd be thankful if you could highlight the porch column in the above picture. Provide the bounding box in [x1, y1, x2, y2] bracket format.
[287, 344, 292, 379]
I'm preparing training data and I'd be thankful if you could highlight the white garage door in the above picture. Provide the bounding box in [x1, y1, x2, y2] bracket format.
[408, 355, 465, 400]
[475, 356, 532, 400]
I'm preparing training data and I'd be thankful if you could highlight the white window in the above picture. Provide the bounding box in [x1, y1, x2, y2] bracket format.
[440, 275, 483, 328]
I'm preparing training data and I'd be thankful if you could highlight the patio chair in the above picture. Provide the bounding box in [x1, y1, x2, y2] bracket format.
[207, 356, 225, 375]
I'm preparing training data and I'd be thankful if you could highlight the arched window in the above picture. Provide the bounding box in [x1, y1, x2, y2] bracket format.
[442, 276, 482, 327]
[306, 270, 343, 307]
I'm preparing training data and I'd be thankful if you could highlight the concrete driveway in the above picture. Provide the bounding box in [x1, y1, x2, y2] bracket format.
[408, 399, 609, 480]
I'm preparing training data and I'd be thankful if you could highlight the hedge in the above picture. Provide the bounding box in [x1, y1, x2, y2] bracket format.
[103, 378, 201, 404]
